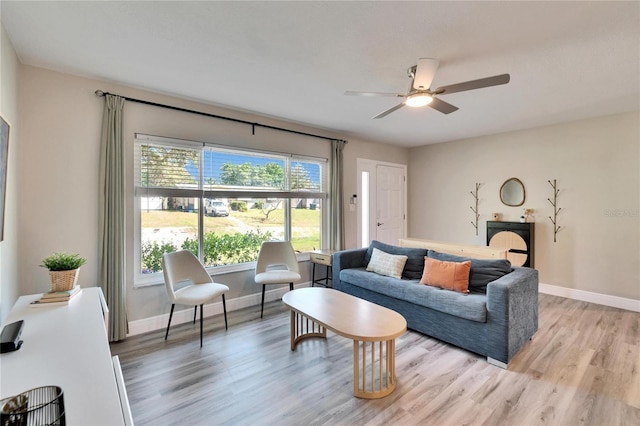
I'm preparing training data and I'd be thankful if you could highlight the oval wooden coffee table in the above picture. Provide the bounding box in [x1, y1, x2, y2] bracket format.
[282, 287, 407, 399]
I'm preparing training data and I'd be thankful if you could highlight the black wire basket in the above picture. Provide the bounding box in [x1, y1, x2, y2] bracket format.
[0, 386, 65, 426]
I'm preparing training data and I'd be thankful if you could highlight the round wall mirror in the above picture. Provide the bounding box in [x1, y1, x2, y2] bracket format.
[500, 178, 525, 207]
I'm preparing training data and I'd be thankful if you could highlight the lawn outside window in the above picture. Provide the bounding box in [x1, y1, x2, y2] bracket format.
[134, 134, 328, 286]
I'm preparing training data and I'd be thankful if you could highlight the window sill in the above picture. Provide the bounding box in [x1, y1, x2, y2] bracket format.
[134, 252, 311, 288]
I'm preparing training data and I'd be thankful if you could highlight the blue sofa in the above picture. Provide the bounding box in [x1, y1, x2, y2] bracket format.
[332, 241, 539, 367]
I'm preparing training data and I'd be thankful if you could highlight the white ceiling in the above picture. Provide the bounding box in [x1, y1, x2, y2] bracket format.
[2, 1, 639, 147]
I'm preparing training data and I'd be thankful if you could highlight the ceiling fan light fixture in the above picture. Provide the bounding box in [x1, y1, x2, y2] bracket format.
[405, 93, 433, 107]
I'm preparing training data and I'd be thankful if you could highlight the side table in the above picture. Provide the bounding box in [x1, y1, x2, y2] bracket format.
[310, 249, 335, 287]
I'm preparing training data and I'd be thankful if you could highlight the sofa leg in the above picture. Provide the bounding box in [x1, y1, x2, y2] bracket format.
[487, 357, 508, 369]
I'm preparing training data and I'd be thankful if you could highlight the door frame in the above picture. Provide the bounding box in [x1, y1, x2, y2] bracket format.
[356, 158, 407, 248]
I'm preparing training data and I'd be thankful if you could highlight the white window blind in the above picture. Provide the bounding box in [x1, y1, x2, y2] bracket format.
[135, 134, 327, 199]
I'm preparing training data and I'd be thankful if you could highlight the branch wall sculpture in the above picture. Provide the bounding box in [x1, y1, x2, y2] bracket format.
[547, 179, 561, 242]
[470, 183, 480, 236]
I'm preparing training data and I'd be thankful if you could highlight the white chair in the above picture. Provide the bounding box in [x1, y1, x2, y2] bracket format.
[162, 250, 229, 347]
[255, 241, 301, 318]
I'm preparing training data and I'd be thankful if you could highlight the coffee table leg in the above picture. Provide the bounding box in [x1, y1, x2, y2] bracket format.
[289, 310, 326, 350]
[290, 311, 296, 350]
[353, 339, 397, 399]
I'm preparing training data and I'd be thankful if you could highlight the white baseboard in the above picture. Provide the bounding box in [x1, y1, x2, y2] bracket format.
[127, 282, 310, 337]
[539, 282, 640, 312]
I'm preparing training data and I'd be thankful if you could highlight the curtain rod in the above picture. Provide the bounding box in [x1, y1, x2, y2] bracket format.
[94, 90, 346, 144]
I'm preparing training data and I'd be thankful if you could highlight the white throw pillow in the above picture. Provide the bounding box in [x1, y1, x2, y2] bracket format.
[366, 248, 408, 279]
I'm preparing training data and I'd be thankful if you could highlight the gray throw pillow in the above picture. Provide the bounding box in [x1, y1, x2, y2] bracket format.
[427, 250, 512, 292]
[365, 240, 427, 280]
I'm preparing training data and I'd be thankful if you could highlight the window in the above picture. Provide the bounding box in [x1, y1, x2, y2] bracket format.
[134, 134, 327, 284]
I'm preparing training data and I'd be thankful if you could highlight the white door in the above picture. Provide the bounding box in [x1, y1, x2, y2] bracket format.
[375, 165, 405, 245]
[356, 159, 407, 248]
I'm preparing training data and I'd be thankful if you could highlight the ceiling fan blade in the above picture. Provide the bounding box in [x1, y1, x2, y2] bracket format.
[413, 58, 440, 90]
[373, 102, 406, 119]
[435, 73, 510, 95]
[429, 97, 459, 114]
[345, 90, 404, 97]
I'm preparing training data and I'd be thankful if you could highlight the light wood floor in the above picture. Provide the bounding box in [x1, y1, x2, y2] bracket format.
[110, 294, 640, 425]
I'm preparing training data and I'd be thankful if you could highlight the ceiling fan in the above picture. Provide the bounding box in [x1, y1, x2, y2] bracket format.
[345, 58, 510, 119]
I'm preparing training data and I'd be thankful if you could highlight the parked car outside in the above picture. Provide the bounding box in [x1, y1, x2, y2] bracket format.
[205, 200, 229, 217]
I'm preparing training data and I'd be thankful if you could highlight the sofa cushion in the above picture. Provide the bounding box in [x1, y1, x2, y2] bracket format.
[340, 267, 409, 300]
[339, 268, 487, 322]
[420, 257, 471, 294]
[366, 248, 407, 279]
[365, 240, 427, 279]
[427, 250, 512, 292]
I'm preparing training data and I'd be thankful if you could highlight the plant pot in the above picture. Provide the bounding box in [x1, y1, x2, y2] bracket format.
[48, 268, 80, 292]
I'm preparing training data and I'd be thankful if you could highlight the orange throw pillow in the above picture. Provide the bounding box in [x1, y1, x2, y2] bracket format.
[420, 257, 471, 294]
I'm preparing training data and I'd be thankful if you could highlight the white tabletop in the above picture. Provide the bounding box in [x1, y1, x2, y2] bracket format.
[0, 288, 125, 425]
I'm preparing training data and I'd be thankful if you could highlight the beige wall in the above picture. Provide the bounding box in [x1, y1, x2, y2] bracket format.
[0, 24, 20, 323]
[341, 137, 410, 250]
[15, 64, 409, 322]
[408, 112, 640, 301]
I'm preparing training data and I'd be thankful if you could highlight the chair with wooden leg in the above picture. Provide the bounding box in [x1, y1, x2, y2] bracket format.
[254, 241, 301, 318]
[162, 250, 230, 347]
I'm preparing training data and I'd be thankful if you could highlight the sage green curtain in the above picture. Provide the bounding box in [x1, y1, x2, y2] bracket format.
[99, 94, 128, 342]
[330, 139, 347, 250]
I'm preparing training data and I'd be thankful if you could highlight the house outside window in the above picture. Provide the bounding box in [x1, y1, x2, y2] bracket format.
[134, 134, 327, 285]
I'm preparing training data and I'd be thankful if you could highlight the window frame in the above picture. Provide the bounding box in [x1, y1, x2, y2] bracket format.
[133, 134, 328, 286]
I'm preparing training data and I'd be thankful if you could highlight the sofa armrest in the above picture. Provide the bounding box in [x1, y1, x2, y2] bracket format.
[486, 267, 539, 364]
[332, 248, 367, 291]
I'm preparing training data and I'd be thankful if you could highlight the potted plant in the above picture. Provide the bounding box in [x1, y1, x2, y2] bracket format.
[40, 252, 87, 292]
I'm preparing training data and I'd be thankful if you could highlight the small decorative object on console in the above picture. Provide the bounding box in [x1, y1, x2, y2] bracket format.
[40, 252, 86, 292]
[30, 285, 82, 307]
[0, 385, 65, 425]
[0, 320, 24, 353]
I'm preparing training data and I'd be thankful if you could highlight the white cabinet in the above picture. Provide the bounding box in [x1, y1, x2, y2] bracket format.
[0, 287, 133, 425]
